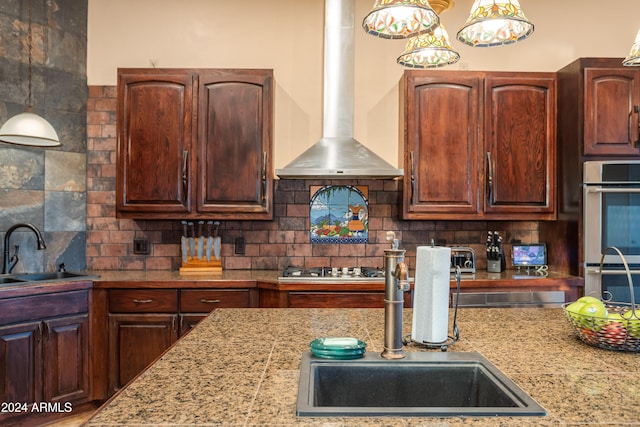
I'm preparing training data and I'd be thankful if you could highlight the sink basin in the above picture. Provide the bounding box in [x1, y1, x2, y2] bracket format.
[297, 351, 546, 417]
[13, 271, 92, 281]
[0, 276, 27, 284]
[1, 271, 99, 284]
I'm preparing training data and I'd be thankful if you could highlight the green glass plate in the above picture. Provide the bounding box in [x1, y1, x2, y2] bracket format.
[309, 337, 366, 359]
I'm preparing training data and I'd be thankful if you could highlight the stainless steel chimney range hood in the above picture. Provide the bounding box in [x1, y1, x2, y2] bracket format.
[276, 0, 403, 180]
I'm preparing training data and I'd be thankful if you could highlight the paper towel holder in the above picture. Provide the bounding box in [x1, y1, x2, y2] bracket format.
[404, 266, 462, 352]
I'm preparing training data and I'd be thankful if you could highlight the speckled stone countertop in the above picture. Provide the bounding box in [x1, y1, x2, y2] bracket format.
[91, 269, 278, 286]
[87, 307, 638, 426]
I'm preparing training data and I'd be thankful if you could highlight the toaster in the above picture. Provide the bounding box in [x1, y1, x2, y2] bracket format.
[450, 247, 476, 273]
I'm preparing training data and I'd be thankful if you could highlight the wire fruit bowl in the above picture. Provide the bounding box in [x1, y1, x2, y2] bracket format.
[562, 247, 640, 353]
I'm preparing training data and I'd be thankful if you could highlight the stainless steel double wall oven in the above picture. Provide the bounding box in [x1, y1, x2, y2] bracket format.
[583, 160, 640, 303]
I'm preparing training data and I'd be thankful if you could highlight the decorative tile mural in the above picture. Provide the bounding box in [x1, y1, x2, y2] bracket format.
[309, 185, 368, 244]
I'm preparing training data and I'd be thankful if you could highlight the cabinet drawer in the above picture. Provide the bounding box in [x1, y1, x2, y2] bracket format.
[109, 289, 178, 313]
[180, 289, 250, 312]
[0, 290, 88, 324]
[288, 292, 386, 308]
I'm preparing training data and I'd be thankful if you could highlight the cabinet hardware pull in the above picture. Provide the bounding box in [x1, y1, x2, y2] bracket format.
[261, 151, 267, 206]
[634, 106, 640, 148]
[172, 316, 177, 332]
[486, 152, 494, 204]
[410, 151, 415, 206]
[37, 323, 43, 343]
[587, 187, 640, 194]
[132, 299, 153, 304]
[200, 299, 221, 304]
[182, 150, 188, 201]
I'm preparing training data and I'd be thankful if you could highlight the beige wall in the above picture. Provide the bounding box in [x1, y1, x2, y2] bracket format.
[88, 0, 640, 170]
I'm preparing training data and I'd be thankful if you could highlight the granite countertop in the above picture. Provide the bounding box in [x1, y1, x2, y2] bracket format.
[92, 269, 279, 284]
[87, 307, 638, 426]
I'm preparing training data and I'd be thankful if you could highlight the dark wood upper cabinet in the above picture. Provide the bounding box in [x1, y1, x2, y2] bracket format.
[484, 75, 556, 217]
[117, 71, 195, 216]
[556, 58, 640, 216]
[197, 70, 273, 216]
[583, 67, 640, 156]
[116, 68, 273, 220]
[400, 74, 481, 217]
[400, 70, 556, 220]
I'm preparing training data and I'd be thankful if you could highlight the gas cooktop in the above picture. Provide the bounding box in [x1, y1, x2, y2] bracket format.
[278, 266, 386, 282]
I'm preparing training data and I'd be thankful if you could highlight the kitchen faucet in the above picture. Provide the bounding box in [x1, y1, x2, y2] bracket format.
[2, 223, 47, 274]
[381, 231, 410, 359]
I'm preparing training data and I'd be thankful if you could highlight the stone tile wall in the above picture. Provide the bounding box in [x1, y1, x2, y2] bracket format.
[86, 85, 541, 272]
[0, 0, 87, 273]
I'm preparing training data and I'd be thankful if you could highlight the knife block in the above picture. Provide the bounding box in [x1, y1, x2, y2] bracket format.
[179, 237, 222, 274]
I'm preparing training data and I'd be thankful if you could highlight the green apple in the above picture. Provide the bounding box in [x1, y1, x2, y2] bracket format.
[565, 300, 587, 326]
[622, 309, 640, 338]
[566, 300, 586, 312]
[577, 296, 602, 305]
[578, 300, 608, 329]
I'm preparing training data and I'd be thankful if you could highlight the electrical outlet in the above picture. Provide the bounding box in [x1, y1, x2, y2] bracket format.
[133, 238, 150, 255]
[235, 237, 246, 255]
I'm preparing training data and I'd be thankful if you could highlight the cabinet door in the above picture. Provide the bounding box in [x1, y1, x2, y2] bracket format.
[197, 69, 273, 219]
[484, 75, 556, 219]
[108, 314, 178, 392]
[43, 314, 89, 403]
[584, 68, 640, 156]
[402, 73, 481, 219]
[0, 322, 42, 403]
[117, 70, 195, 216]
[178, 314, 207, 337]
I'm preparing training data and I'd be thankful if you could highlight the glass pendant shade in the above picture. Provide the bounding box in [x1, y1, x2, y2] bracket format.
[0, 0, 60, 148]
[623, 29, 640, 66]
[456, 0, 534, 47]
[363, 0, 440, 39]
[0, 110, 61, 147]
[397, 23, 460, 68]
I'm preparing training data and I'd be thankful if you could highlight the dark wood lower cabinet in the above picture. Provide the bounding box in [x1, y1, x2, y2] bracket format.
[0, 321, 42, 403]
[287, 291, 412, 308]
[108, 314, 178, 391]
[105, 286, 257, 395]
[0, 287, 91, 425]
[179, 314, 207, 336]
[44, 314, 90, 403]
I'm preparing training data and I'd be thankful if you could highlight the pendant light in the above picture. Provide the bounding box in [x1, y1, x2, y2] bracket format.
[397, 1, 459, 68]
[0, 0, 60, 147]
[456, 0, 534, 47]
[623, 29, 640, 66]
[363, 0, 439, 39]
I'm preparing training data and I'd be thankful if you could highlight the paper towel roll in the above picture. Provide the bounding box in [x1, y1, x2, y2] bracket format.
[411, 246, 451, 344]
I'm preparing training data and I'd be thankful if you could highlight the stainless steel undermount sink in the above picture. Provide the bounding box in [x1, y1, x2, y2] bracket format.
[297, 351, 546, 417]
[0, 276, 26, 284]
[0, 271, 98, 286]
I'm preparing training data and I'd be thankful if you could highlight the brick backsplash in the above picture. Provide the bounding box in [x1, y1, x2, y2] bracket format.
[86, 86, 540, 272]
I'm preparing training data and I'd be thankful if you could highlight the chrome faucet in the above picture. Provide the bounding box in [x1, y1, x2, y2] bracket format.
[2, 223, 47, 274]
[381, 232, 410, 359]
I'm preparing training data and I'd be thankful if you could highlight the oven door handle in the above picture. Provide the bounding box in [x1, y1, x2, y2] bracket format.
[586, 187, 640, 194]
[586, 267, 640, 275]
